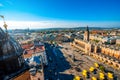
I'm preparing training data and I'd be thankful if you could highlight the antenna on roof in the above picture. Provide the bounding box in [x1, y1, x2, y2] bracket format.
[0, 15, 8, 40]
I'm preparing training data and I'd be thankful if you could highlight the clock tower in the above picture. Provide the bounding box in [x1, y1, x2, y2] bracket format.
[84, 25, 89, 41]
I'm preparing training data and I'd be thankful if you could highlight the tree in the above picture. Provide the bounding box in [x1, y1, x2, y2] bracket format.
[99, 65, 105, 72]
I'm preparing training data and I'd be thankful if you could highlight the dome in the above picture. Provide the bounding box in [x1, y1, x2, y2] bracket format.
[0, 27, 24, 79]
[0, 28, 23, 60]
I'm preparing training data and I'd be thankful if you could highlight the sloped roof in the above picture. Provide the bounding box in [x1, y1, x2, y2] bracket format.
[29, 56, 41, 65]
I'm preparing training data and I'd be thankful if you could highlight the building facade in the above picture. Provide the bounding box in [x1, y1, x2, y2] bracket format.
[71, 26, 120, 70]
[116, 39, 120, 45]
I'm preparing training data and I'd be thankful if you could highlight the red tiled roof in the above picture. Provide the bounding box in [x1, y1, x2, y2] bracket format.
[22, 44, 34, 49]
[23, 44, 45, 58]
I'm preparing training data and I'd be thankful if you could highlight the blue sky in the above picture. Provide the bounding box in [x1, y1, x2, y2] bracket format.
[0, 0, 120, 29]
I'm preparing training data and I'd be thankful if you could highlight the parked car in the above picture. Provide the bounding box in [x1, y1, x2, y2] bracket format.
[29, 67, 36, 76]
[38, 68, 43, 73]
[36, 65, 43, 73]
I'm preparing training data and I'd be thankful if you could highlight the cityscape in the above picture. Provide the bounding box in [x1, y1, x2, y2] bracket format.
[0, 0, 120, 80]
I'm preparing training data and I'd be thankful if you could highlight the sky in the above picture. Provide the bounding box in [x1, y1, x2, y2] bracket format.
[0, 0, 120, 29]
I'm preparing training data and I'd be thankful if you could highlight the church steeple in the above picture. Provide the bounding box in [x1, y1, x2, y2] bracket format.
[86, 25, 89, 32]
[84, 25, 89, 41]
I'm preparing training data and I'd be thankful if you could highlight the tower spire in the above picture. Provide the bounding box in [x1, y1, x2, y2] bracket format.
[86, 25, 89, 32]
[84, 25, 89, 41]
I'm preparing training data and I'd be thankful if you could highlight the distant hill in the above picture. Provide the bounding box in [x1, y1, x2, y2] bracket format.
[30, 27, 120, 31]
[8, 26, 120, 33]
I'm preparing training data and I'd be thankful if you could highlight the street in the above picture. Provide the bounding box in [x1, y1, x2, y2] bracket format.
[44, 43, 73, 80]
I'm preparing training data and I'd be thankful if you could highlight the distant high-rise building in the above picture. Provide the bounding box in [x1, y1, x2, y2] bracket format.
[84, 25, 89, 41]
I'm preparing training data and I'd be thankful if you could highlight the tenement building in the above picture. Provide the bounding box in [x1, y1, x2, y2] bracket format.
[71, 26, 120, 69]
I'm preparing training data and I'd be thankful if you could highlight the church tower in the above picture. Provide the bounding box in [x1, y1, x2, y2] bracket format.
[84, 25, 89, 41]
